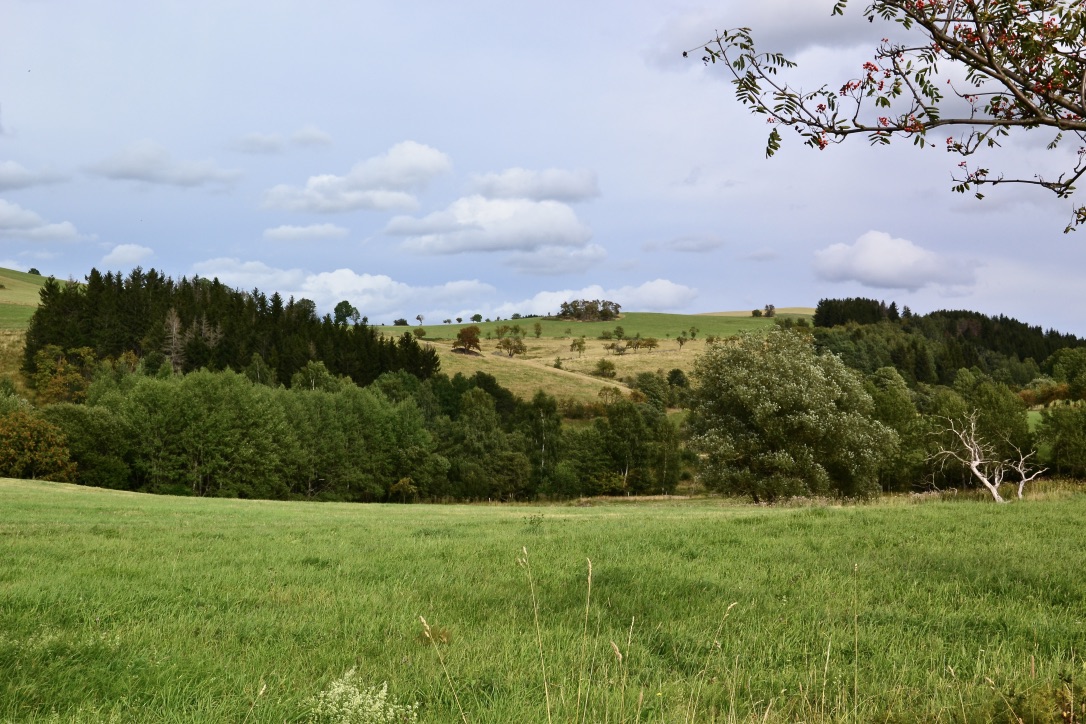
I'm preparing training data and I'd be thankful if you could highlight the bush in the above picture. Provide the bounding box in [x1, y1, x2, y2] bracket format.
[593, 359, 617, 378]
[0, 410, 76, 482]
[305, 671, 418, 724]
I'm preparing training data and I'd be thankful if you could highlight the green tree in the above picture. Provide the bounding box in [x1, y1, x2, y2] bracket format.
[333, 300, 360, 326]
[0, 410, 76, 482]
[42, 403, 130, 489]
[689, 328, 897, 501]
[693, 0, 1086, 231]
[1037, 404, 1086, 478]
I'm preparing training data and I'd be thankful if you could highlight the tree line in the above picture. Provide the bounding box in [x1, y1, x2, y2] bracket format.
[24, 268, 439, 387]
[6, 362, 685, 502]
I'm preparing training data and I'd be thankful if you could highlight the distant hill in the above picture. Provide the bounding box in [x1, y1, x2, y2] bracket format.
[0, 268, 48, 331]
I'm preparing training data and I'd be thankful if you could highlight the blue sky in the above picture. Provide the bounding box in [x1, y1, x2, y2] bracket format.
[3, 1, 1084, 334]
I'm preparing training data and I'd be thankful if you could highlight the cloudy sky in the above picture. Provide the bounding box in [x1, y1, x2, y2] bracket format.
[3, 1, 1084, 333]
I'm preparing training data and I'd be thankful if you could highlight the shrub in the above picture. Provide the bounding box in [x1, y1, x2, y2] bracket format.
[0, 410, 76, 482]
[593, 359, 617, 378]
[305, 671, 418, 724]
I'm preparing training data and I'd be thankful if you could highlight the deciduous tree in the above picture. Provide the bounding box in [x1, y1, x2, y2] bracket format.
[689, 328, 897, 500]
[693, 0, 1086, 230]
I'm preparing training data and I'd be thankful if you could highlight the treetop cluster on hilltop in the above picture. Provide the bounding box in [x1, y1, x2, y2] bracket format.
[811, 297, 1084, 388]
[556, 299, 621, 322]
[23, 268, 439, 387]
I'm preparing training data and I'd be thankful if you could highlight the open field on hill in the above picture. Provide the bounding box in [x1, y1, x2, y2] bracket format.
[0, 269, 47, 332]
[375, 311, 806, 342]
[378, 312, 813, 404]
[2, 479, 1084, 722]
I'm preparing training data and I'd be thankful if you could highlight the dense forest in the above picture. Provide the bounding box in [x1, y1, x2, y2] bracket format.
[23, 268, 438, 386]
[6, 275, 1086, 500]
[812, 297, 1086, 389]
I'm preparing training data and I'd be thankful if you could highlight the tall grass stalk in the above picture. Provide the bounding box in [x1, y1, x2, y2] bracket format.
[517, 547, 552, 724]
[686, 600, 738, 723]
[574, 558, 592, 723]
[419, 616, 468, 723]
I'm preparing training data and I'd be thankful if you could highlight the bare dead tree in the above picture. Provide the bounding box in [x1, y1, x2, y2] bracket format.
[931, 412, 1045, 502]
[1005, 441, 1047, 500]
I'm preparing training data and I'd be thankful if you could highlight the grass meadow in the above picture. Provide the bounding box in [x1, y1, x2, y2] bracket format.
[3, 479, 1085, 722]
[377, 312, 816, 404]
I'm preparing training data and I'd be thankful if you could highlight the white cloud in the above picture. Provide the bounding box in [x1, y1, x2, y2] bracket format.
[505, 244, 607, 275]
[0, 259, 25, 271]
[494, 279, 698, 318]
[471, 168, 600, 202]
[262, 140, 451, 213]
[291, 125, 333, 147]
[101, 244, 153, 267]
[0, 199, 84, 241]
[263, 223, 349, 242]
[88, 141, 241, 187]
[813, 230, 976, 291]
[233, 132, 285, 154]
[191, 258, 307, 291]
[0, 161, 66, 190]
[190, 258, 494, 320]
[386, 195, 592, 254]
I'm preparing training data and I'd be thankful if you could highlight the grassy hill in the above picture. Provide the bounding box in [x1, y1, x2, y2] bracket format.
[0, 269, 47, 388]
[2, 478, 1083, 722]
[376, 311, 815, 403]
[0, 268, 812, 403]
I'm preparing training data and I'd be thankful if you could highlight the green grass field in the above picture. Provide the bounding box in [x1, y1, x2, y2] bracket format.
[0, 269, 46, 333]
[2, 479, 1084, 722]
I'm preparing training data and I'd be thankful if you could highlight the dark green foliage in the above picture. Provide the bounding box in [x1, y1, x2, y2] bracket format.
[556, 299, 621, 322]
[41, 403, 130, 489]
[814, 297, 898, 327]
[1038, 405, 1086, 477]
[813, 303, 1084, 388]
[23, 268, 438, 388]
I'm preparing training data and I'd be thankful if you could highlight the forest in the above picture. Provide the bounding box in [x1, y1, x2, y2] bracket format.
[6, 273, 1086, 501]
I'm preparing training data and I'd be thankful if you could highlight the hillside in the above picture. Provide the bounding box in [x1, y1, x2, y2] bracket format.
[373, 311, 814, 402]
[0, 268, 47, 330]
[0, 268, 812, 403]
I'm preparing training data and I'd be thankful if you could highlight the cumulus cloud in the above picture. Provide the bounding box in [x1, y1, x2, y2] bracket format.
[643, 234, 725, 253]
[101, 244, 153, 267]
[190, 258, 494, 320]
[471, 168, 600, 202]
[291, 125, 333, 147]
[494, 279, 698, 318]
[0, 199, 84, 241]
[262, 140, 451, 213]
[0, 161, 66, 190]
[233, 132, 285, 154]
[386, 195, 592, 254]
[813, 230, 976, 291]
[505, 244, 607, 275]
[263, 223, 349, 242]
[88, 141, 241, 187]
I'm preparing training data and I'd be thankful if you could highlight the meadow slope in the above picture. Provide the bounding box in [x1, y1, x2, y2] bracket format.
[2, 479, 1084, 722]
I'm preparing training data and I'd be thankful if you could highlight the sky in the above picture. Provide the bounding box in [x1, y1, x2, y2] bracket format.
[2, 1, 1084, 334]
